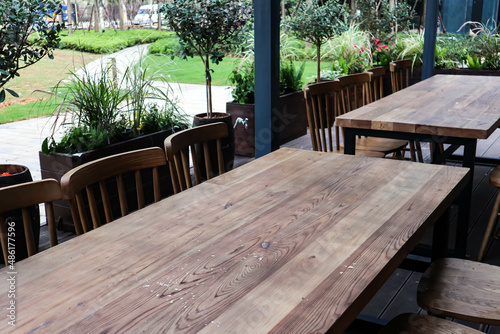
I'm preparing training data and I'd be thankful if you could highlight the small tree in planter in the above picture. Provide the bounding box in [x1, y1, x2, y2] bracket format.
[285, 0, 348, 83]
[0, 0, 63, 102]
[161, 0, 252, 118]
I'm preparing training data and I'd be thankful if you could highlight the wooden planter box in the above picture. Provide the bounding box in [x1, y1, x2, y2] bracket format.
[227, 90, 307, 157]
[39, 129, 175, 232]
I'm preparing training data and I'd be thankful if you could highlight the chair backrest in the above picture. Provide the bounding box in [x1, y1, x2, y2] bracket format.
[389, 59, 413, 93]
[60, 147, 167, 234]
[367, 67, 386, 102]
[337, 72, 372, 113]
[164, 122, 229, 194]
[0, 179, 61, 263]
[303, 80, 343, 152]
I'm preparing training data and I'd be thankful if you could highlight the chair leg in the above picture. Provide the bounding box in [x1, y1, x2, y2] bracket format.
[478, 190, 500, 261]
[409, 141, 417, 162]
[415, 141, 424, 163]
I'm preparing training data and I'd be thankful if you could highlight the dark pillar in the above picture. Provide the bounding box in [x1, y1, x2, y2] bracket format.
[442, 0, 471, 33]
[471, 0, 484, 22]
[254, 0, 281, 158]
[422, 0, 439, 80]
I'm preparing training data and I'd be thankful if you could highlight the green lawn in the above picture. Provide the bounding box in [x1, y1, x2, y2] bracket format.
[1, 37, 328, 124]
[143, 54, 326, 87]
[0, 49, 100, 124]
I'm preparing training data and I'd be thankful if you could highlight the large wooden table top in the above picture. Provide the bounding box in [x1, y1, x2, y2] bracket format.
[336, 75, 500, 139]
[0, 148, 469, 333]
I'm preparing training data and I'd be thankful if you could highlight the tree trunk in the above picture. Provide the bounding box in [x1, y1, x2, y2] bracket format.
[118, 0, 127, 31]
[66, 0, 73, 35]
[99, 2, 105, 31]
[204, 55, 213, 118]
[316, 43, 321, 83]
[94, 0, 100, 32]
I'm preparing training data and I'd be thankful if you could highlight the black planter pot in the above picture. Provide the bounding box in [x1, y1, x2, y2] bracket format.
[0, 164, 40, 263]
[192, 113, 235, 174]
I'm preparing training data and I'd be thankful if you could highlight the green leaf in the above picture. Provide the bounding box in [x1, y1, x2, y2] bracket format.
[5, 88, 18, 97]
[41, 137, 50, 155]
[0, 89, 5, 103]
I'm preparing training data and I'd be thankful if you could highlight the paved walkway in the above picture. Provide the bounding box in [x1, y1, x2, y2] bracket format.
[0, 45, 233, 181]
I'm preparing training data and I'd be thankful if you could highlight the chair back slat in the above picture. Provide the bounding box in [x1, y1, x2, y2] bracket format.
[45, 202, 58, 247]
[217, 139, 225, 174]
[61, 147, 166, 234]
[86, 185, 101, 228]
[367, 67, 386, 102]
[389, 59, 413, 93]
[0, 179, 61, 262]
[135, 170, 145, 209]
[99, 181, 113, 223]
[164, 123, 229, 193]
[21, 208, 36, 257]
[304, 80, 342, 152]
[338, 72, 371, 114]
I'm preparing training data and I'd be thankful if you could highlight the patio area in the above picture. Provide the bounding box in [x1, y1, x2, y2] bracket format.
[34, 128, 500, 333]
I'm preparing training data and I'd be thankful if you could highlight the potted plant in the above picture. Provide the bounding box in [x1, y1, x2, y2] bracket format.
[161, 0, 252, 170]
[320, 23, 372, 80]
[1, 0, 63, 259]
[227, 55, 307, 157]
[284, 0, 348, 83]
[39, 57, 189, 231]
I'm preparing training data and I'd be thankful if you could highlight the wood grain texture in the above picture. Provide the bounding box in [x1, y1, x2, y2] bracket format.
[0, 179, 61, 262]
[379, 313, 483, 333]
[417, 258, 500, 325]
[336, 75, 500, 139]
[60, 147, 166, 233]
[0, 148, 468, 333]
[164, 122, 228, 193]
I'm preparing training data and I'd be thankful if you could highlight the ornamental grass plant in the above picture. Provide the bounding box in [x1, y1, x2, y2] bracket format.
[41, 56, 188, 154]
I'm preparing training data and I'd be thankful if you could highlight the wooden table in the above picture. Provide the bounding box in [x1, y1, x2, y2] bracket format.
[336, 74, 500, 257]
[0, 148, 468, 333]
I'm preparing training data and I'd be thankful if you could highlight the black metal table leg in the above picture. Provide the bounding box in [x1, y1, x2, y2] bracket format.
[343, 128, 356, 155]
[454, 139, 476, 258]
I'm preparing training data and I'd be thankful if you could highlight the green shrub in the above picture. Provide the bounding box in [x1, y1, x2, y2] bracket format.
[321, 24, 371, 78]
[148, 35, 181, 54]
[58, 29, 168, 54]
[393, 32, 425, 67]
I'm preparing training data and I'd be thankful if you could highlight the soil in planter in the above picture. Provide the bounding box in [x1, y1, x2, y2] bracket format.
[0, 165, 40, 263]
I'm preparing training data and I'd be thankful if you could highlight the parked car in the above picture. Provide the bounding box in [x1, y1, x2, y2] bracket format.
[133, 4, 164, 26]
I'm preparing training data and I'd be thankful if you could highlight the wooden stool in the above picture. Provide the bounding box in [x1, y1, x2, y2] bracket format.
[478, 166, 500, 261]
[417, 258, 500, 327]
[379, 313, 483, 334]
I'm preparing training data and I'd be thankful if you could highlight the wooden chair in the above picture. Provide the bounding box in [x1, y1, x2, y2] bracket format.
[164, 122, 229, 194]
[379, 313, 484, 334]
[389, 59, 425, 162]
[367, 67, 386, 102]
[0, 179, 60, 263]
[303, 80, 383, 157]
[60, 147, 166, 234]
[417, 258, 500, 328]
[478, 166, 500, 261]
[389, 59, 413, 93]
[337, 72, 408, 157]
